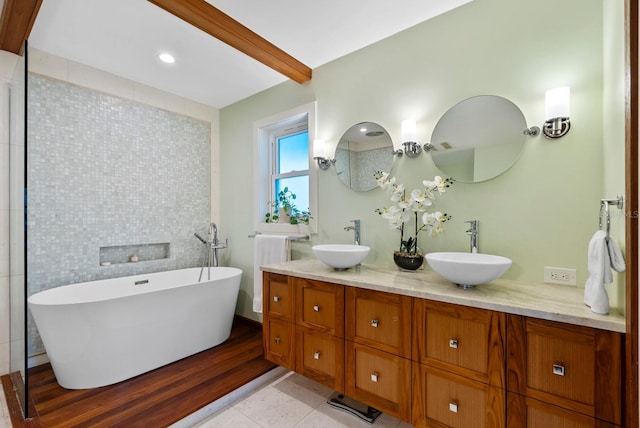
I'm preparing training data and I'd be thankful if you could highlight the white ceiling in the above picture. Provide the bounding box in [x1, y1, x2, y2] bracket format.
[28, 0, 471, 109]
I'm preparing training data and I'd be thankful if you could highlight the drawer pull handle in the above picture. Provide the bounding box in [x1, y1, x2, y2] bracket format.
[553, 364, 566, 376]
[313, 352, 320, 360]
[370, 373, 379, 383]
[449, 339, 459, 349]
[449, 402, 458, 413]
[273, 295, 280, 302]
[274, 336, 281, 344]
[371, 319, 379, 328]
[313, 305, 320, 312]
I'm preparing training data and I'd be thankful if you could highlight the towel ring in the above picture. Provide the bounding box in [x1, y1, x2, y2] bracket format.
[599, 195, 624, 237]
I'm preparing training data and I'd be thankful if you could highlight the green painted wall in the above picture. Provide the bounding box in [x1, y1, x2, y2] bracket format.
[220, 0, 626, 320]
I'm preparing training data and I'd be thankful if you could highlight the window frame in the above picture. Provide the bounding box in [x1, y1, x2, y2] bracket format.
[253, 102, 317, 235]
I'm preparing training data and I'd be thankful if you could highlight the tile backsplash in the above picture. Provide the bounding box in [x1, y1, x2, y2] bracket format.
[27, 75, 211, 355]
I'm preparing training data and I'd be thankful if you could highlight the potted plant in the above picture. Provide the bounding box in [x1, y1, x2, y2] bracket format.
[374, 171, 453, 270]
[265, 187, 311, 225]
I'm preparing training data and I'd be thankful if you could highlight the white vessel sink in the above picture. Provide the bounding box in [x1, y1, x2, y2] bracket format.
[425, 252, 512, 288]
[312, 244, 370, 270]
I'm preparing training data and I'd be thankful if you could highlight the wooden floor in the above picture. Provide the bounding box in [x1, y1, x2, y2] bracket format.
[4, 317, 276, 428]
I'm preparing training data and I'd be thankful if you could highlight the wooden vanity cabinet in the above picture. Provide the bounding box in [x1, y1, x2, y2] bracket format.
[345, 288, 413, 421]
[345, 287, 412, 358]
[263, 273, 295, 370]
[294, 277, 345, 391]
[412, 299, 506, 428]
[506, 315, 623, 426]
[413, 364, 505, 428]
[262, 272, 624, 428]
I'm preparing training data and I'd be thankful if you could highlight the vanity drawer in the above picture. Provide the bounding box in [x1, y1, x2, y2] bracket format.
[412, 364, 505, 428]
[507, 393, 619, 428]
[346, 287, 412, 358]
[295, 327, 345, 392]
[263, 317, 295, 370]
[345, 342, 411, 422]
[263, 272, 294, 321]
[295, 277, 344, 337]
[413, 299, 505, 387]
[507, 315, 623, 425]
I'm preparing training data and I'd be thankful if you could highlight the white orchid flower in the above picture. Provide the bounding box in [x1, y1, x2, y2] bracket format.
[422, 179, 435, 189]
[380, 205, 400, 219]
[411, 188, 428, 203]
[434, 176, 447, 193]
[390, 184, 404, 202]
[388, 210, 410, 228]
[398, 196, 414, 210]
[412, 200, 432, 213]
[422, 212, 437, 226]
[375, 173, 395, 190]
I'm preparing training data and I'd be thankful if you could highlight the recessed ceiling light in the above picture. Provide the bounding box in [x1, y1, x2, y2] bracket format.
[159, 53, 175, 64]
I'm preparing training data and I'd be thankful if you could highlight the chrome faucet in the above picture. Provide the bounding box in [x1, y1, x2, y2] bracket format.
[344, 220, 361, 245]
[194, 222, 228, 281]
[465, 220, 479, 253]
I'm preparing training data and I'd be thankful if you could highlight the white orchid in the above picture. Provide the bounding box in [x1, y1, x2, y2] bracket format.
[375, 171, 453, 254]
[423, 176, 447, 194]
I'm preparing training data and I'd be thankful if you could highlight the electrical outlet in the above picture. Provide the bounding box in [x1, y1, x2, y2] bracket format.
[544, 267, 577, 286]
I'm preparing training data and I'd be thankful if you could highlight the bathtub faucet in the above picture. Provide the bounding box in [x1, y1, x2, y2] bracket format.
[195, 222, 228, 282]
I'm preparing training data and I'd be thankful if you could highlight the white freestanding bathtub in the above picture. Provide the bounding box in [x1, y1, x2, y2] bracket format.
[28, 267, 241, 389]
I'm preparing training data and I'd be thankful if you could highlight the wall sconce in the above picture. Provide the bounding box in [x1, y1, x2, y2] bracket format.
[543, 86, 571, 139]
[401, 119, 422, 158]
[312, 139, 335, 170]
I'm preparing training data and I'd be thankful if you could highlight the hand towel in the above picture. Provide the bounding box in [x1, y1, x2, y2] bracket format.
[253, 235, 290, 313]
[584, 230, 611, 314]
[606, 237, 626, 273]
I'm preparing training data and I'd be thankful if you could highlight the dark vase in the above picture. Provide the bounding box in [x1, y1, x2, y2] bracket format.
[393, 251, 424, 271]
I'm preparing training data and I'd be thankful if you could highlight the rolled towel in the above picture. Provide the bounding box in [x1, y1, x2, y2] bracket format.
[584, 230, 611, 314]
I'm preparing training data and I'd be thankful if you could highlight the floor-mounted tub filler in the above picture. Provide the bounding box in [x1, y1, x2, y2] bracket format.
[28, 267, 241, 389]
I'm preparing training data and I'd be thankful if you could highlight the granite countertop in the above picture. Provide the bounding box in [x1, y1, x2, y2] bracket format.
[261, 259, 626, 333]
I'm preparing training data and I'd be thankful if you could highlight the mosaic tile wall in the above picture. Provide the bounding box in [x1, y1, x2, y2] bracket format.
[27, 75, 211, 355]
[335, 147, 393, 191]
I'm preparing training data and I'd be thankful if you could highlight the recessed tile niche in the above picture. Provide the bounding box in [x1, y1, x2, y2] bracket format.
[99, 243, 171, 265]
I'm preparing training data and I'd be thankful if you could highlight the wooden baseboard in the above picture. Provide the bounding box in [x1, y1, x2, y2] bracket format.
[234, 314, 262, 329]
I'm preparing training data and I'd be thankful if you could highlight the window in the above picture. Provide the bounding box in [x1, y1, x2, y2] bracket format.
[272, 128, 309, 214]
[254, 102, 317, 234]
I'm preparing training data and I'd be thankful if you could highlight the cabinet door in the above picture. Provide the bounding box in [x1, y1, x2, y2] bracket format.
[295, 277, 345, 337]
[345, 342, 411, 422]
[506, 315, 623, 425]
[413, 363, 505, 428]
[263, 317, 295, 370]
[413, 299, 505, 387]
[507, 393, 619, 428]
[295, 327, 345, 392]
[263, 273, 294, 321]
[346, 287, 412, 358]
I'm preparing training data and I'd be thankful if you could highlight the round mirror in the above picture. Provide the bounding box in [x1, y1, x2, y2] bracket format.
[430, 95, 529, 183]
[334, 122, 395, 191]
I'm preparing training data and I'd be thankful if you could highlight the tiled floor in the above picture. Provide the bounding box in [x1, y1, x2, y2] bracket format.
[194, 372, 413, 428]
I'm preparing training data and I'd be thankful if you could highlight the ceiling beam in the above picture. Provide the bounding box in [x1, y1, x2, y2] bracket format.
[0, 0, 42, 55]
[147, 0, 312, 84]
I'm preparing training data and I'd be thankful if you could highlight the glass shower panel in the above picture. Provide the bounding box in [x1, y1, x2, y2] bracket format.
[9, 42, 28, 418]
